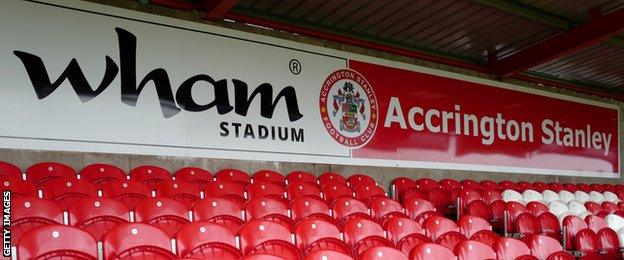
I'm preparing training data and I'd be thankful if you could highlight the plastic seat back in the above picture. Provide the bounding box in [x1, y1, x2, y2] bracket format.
[422, 215, 459, 240]
[528, 235, 563, 260]
[321, 183, 353, 203]
[80, 163, 126, 187]
[175, 221, 240, 259]
[392, 177, 417, 201]
[605, 213, 624, 233]
[174, 167, 212, 189]
[542, 190, 560, 203]
[465, 200, 493, 220]
[562, 215, 588, 250]
[597, 228, 620, 258]
[331, 196, 370, 223]
[385, 216, 424, 245]
[515, 212, 539, 239]
[457, 215, 491, 238]
[215, 168, 250, 185]
[155, 180, 201, 209]
[404, 197, 435, 220]
[286, 182, 321, 200]
[0, 161, 21, 179]
[343, 217, 392, 256]
[435, 231, 467, 251]
[502, 189, 524, 202]
[527, 201, 549, 216]
[68, 197, 130, 241]
[470, 230, 500, 248]
[359, 246, 407, 260]
[203, 181, 246, 207]
[523, 190, 543, 202]
[26, 162, 76, 188]
[538, 212, 561, 241]
[347, 174, 376, 188]
[495, 237, 530, 260]
[318, 172, 346, 186]
[17, 225, 97, 260]
[13, 196, 63, 244]
[0, 177, 36, 197]
[245, 197, 293, 230]
[239, 219, 301, 260]
[102, 180, 150, 209]
[584, 215, 607, 233]
[103, 223, 175, 260]
[134, 197, 190, 236]
[439, 178, 460, 191]
[192, 197, 243, 233]
[369, 197, 402, 220]
[129, 165, 172, 189]
[482, 189, 503, 204]
[294, 218, 342, 250]
[252, 170, 285, 185]
[41, 178, 97, 210]
[354, 184, 386, 203]
[290, 196, 331, 223]
[454, 240, 495, 260]
[573, 228, 600, 259]
[286, 171, 316, 185]
[409, 243, 455, 260]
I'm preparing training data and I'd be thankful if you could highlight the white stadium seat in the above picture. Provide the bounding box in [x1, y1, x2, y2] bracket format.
[606, 214, 624, 231]
[549, 200, 570, 217]
[567, 200, 587, 216]
[542, 190, 560, 203]
[603, 191, 619, 203]
[618, 227, 624, 247]
[577, 211, 592, 219]
[522, 189, 543, 202]
[589, 191, 604, 203]
[574, 191, 590, 204]
[558, 190, 575, 204]
[502, 189, 523, 202]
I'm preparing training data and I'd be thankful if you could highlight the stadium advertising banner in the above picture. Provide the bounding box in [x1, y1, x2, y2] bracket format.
[0, 0, 619, 177]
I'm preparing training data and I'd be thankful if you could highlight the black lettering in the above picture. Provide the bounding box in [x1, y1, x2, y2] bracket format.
[116, 27, 180, 118]
[278, 127, 288, 141]
[258, 125, 268, 139]
[232, 122, 242, 137]
[244, 124, 254, 139]
[219, 122, 229, 137]
[13, 51, 118, 102]
[292, 128, 304, 142]
[233, 80, 303, 122]
[175, 75, 233, 113]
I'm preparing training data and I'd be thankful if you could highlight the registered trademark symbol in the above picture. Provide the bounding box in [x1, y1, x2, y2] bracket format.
[289, 59, 302, 75]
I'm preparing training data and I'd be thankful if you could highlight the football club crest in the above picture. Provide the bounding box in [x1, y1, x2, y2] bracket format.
[319, 69, 378, 147]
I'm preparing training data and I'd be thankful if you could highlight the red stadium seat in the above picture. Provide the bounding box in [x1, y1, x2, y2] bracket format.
[304, 250, 353, 260]
[0, 161, 21, 179]
[409, 243, 455, 260]
[506, 201, 528, 231]
[458, 189, 482, 210]
[490, 200, 506, 230]
[176, 222, 240, 259]
[174, 167, 212, 189]
[464, 200, 493, 221]
[102, 180, 150, 209]
[13, 196, 63, 244]
[68, 197, 130, 240]
[480, 180, 499, 191]
[396, 233, 430, 257]
[546, 251, 574, 260]
[321, 183, 353, 203]
[527, 201, 549, 216]
[435, 231, 467, 251]
[129, 165, 172, 189]
[562, 215, 588, 250]
[602, 201, 619, 213]
[134, 197, 190, 236]
[192, 197, 243, 233]
[17, 225, 97, 260]
[457, 215, 491, 238]
[41, 178, 97, 210]
[422, 215, 459, 240]
[385, 216, 425, 245]
[515, 213, 539, 241]
[439, 178, 460, 191]
[294, 218, 350, 256]
[401, 188, 427, 202]
[577, 183, 591, 193]
[461, 179, 480, 190]
[369, 197, 403, 220]
[584, 202, 602, 214]
[455, 240, 495, 260]
[573, 229, 601, 260]
[80, 163, 126, 187]
[415, 178, 439, 192]
[203, 180, 246, 208]
[26, 162, 76, 188]
[538, 212, 561, 241]
[597, 228, 620, 259]
[285, 171, 317, 185]
[427, 187, 453, 216]
[549, 182, 564, 192]
[404, 197, 435, 220]
[354, 184, 386, 203]
[331, 196, 371, 224]
[517, 182, 533, 192]
[287, 182, 321, 199]
[215, 168, 250, 185]
[252, 170, 285, 186]
[499, 181, 518, 191]
[584, 215, 607, 233]
[470, 230, 500, 248]
[533, 182, 548, 192]
[290, 196, 333, 223]
[347, 174, 377, 188]
[0, 177, 36, 197]
[391, 177, 417, 201]
[103, 223, 175, 260]
[239, 219, 301, 260]
[244, 197, 293, 231]
[359, 246, 408, 260]
[342, 217, 393, 257]
[246, 181, 286, 199]
[155, 180, 201, 209]
[495, 237, 531, 260]
[563, 183, 578, 192]
[528, 235, 563, 260]
[318, 172, 346, 186]
[414, 211, 441, 225]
